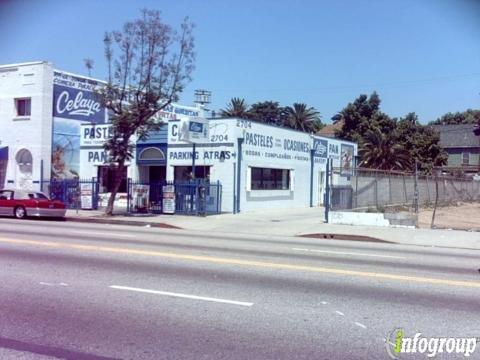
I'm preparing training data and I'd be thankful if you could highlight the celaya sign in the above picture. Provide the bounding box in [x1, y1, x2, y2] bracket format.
[53, 71, 106, 123]
[53, 85, 104, 123]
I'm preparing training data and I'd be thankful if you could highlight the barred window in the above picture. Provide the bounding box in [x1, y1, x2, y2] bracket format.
[251, 167, 290, 190]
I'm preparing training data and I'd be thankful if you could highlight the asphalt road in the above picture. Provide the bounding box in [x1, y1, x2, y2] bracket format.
[0, 218, 479, 359]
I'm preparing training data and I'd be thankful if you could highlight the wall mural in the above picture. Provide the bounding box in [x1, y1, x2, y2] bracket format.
[51, 71, 106, 179]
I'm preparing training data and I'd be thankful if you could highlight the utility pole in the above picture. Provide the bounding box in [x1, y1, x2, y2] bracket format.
[324, 158, 332, 223]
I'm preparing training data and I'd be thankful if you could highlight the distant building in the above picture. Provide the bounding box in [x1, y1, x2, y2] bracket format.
[432, 124, 480, 175]
[317, 119, 344, 138]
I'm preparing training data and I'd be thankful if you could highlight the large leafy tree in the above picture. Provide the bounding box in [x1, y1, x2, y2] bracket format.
[359, 127, 411, 170]
[429, 109, 480, 125]
[220, 98, 249, 118]
[334, 92, 396, 143]
[97, 9, 195, 215]
[335, 93, 446, 173]
[283, 103, 324, 133]
[396, 113, 447, 173]
[247, 101, 284, 125]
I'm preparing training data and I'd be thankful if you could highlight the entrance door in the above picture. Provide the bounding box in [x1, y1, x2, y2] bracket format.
[318, 171, 325, 205]
[0, 160, 6, 189]
[149, 166, 166, 183]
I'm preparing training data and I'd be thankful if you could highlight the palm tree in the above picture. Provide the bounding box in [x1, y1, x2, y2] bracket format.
[359, 127, 411, 170]
[220, 98, 250, 118]
[283, 103, 323, 133]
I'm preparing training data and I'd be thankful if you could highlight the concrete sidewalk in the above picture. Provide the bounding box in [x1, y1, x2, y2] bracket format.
[67, 208, 480, 250]
[65, 207, 480, 250]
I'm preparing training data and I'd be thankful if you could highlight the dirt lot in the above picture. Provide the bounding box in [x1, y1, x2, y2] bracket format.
[418, 202, 480, 231]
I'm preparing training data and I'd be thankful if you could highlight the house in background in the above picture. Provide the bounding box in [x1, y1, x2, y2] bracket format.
[317, 119, 344, 138]
[432, 124, 480, 176]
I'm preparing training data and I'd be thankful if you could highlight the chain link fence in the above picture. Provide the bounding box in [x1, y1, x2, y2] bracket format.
[348, 168, 480, 210]
[330, 167, 480, 229]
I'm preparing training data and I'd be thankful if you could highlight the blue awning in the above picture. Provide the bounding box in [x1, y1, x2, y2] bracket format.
[0, 147, 8, 161]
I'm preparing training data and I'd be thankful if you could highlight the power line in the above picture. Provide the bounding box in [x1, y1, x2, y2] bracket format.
[209, 72, 480, 95]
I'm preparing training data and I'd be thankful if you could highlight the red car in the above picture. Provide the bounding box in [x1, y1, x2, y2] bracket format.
[0, 189, 66, 219]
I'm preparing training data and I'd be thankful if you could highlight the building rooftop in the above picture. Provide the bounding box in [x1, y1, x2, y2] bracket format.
[316, 119, 344, 138]
[431, 124, 479, 148]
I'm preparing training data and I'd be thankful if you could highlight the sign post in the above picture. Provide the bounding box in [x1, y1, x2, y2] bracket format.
[177, 117, 210, 180]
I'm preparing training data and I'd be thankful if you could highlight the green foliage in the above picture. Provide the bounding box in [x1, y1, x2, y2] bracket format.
[282, 103, 324, 133]
[97, 9, 195, 215]
[396, 113, 447, 173]
[359, 127, 411, 170]
[335, 93, 447, 173]
[219, 99, 324, 133]
[429, 109, 480, 125]
[220, 98, 249, 118]
[247, 101, 284, 125]
[334, 92, 396, 143]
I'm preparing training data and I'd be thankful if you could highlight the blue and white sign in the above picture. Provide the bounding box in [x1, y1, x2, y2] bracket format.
[53, 84, 104, 123]
[313, 138, 328, 158]
[52, 71, 107, 179]
[177, 117, 210, 143]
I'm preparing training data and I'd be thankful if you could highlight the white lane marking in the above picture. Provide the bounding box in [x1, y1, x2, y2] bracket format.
[321, 301, 328, 305]
[292, 248, 406, 260]
[354, 322, 367, 329]
[109, 285, 254, 307]
[71, 231, 135, 238]
[335, 311, 345, 316]
[39, 282, 68, 287]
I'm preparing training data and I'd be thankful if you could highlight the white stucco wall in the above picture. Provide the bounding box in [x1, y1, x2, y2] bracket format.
[166, 118, 357, 213]
[0, 61, 54, 190]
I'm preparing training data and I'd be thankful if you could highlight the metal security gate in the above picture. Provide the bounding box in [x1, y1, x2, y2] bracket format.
[41, 178, 99, 210]
[127, 179, 222, 216]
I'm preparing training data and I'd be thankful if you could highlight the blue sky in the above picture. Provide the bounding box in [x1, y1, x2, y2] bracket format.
[0, 0, 479, 123]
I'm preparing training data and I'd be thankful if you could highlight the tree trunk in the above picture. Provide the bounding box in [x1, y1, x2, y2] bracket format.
[105, 162, 126, 216]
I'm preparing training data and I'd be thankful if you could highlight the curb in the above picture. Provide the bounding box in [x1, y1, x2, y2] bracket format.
[66, 217, 182, 229]
[298, 233, 392, 243]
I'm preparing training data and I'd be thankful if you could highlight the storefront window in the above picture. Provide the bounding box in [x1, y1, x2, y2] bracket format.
[174, 166, 210, 181]
[251, 168, 290, 190]
[98, 166, 127, 193]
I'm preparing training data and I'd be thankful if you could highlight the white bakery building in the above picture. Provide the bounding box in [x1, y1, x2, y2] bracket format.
[0, 61, 357, 213]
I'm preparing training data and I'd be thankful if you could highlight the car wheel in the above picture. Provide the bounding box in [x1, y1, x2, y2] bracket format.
[14, 206, 27, 219]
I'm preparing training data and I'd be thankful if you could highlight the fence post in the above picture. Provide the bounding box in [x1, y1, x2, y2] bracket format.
[388, 172, 392, 205]
[425, 176, 431, 205]
[431, 176, 439, 228]
[324, 158, 331, 223]
[403, 174, 407, 204]
[353, 157, 359, 209]
[413, 159, 419, 214]
[374, 171, 378, 210]
[442, 178, 446, 203]
[126, 178, 131, 213]
[216, 181, 220, 214]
